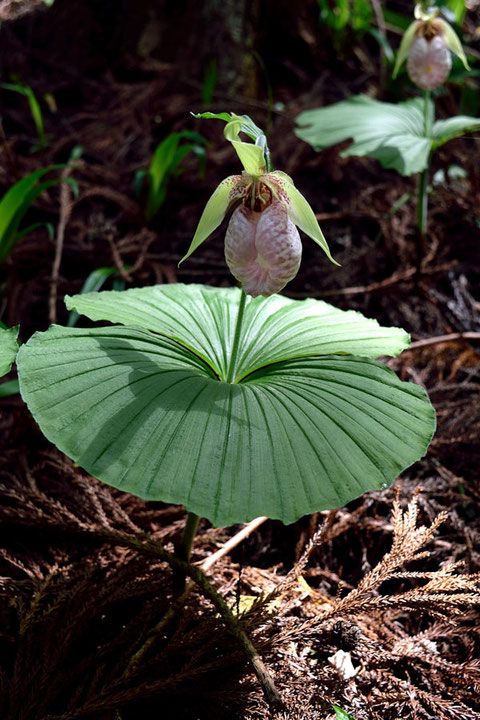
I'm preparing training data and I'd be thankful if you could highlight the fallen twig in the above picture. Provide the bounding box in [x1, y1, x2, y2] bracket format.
[49, 168, 74, 324]
[408, 332, 480, 350]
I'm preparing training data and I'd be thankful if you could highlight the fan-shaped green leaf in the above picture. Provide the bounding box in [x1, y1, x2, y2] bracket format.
[432, 115, 480, 146]
[66, 284, 410, 381]
[0, 325, 19, 376]
[295, 95, 434, 176]
[17, 320, 435, 527]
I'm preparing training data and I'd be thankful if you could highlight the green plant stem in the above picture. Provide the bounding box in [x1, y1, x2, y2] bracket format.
[125, 516, 268, 678]
[180, 511, 200, 562]
[172, 511, 200, 595]
[90, 527, 281, 708]
[226, 289, 247, 384]
[417, 167, 428, 239]
[416, 90, 432, 270]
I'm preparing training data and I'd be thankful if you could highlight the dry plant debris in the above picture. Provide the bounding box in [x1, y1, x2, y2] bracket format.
[0, 0, 46, 21]
[0, 457, 479, 720]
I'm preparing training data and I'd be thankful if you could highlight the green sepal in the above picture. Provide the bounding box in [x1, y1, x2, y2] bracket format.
[265, 171, 339, 265]
[179, 175, 246, 264]
[393, 20, 420, 78]
[441, 20, 470, 70]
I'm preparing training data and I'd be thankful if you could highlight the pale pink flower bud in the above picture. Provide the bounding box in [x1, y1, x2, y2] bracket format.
[224, 202, 302, 297]
[407, 34, 452, 90]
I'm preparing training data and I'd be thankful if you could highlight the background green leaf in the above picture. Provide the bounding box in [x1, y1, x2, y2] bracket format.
[0, 81, 47, 149]
[0, 165, 77, 264]
[432, 115, 480, 146]
[143, 131, 208, 221]
[295, 95, 434, 176]
[0, 326, 19, 376]
[0, 379, 20, 397]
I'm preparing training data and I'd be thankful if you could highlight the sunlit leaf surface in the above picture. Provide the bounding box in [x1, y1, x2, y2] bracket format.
[18, 285, 435, 526]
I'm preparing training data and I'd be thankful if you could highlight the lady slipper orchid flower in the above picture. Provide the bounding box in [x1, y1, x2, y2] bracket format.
[393, 4, 469, 90]
[181, 115, 338, 297]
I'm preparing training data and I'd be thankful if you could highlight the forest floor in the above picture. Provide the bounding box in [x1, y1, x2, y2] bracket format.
[0, 4, 480, 719]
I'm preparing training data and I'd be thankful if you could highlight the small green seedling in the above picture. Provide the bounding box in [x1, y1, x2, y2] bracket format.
[0, 165, 78, 265]
[202, 60, 217, 106]
[17, 115, 435, 533]
[136, 130, 208, 222]
[333, 707, 357, 720]
[1, 80, 47, 150]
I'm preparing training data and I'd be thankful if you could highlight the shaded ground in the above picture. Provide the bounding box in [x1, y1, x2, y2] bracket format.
[0, 2, 479, 718]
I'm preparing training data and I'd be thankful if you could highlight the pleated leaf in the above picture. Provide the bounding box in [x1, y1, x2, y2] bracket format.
[295, 95, 434, 176]
[65, 284, 409, 382]
[432, 115, 480, 147]
[0, 325, 19, 376]
[17, 319, 435, 526]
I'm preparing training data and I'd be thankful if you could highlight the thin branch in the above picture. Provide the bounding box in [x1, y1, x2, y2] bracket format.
[289, 262, 455, 299]
[408, 332, 480, 350]
[49, 169, 73, 324]
[200, 516, 268, 572]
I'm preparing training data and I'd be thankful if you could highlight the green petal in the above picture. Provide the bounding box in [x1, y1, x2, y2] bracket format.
[266, 171, 339, 265]
[393, 21, 420, 78]
[224, 120, 266, 176]
[440, 20, 470, 70]
[179, 175, 246, 264]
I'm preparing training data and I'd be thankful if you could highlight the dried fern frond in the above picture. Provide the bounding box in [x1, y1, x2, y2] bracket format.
[257, 490, 480, 720]
[311, 493, 479, 621]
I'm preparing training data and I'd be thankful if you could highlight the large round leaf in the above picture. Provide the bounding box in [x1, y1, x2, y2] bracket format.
[65, 284, 410, 381]
[18, 313, 435, 526]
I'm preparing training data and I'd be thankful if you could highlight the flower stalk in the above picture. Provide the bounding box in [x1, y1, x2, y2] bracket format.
[173, 511, 200, 593]
[416, 89, 432, 271]
[226, 288, 248, 384]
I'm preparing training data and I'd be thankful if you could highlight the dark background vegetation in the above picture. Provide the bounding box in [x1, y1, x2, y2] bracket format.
[0, 1, 479, 718]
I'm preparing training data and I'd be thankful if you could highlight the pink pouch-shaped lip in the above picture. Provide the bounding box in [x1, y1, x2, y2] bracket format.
[224, 202, 302, 297]
[407, 35, 452, 90]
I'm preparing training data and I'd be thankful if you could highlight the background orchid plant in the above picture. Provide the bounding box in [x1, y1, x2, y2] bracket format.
[295, 3, 479, 257]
